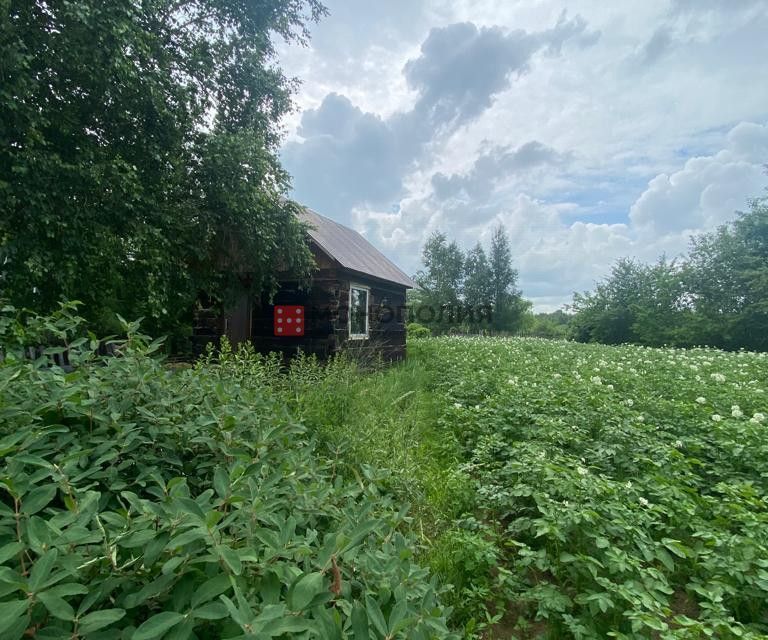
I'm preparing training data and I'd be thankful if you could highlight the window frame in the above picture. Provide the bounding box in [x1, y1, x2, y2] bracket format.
[348, 283, 370, 340]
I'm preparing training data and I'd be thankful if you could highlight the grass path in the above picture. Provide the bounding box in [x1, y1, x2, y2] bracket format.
[287, 350, 470, 538]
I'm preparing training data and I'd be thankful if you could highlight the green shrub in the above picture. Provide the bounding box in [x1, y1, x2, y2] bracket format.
[0, 306, 456, 639]
[407, 323, 431, 339]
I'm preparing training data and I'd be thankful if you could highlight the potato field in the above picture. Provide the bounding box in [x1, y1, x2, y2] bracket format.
[411, 337, 768, 639]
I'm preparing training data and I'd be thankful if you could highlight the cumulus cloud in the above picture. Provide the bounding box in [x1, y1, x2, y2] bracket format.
[282, 13, 595, 220]
[403, 22, 529, 125]
[432, 141, 570, 202]
[727, 121, 768, 162]
[629, 122, 768, 235]
[503, 123, 766, 307]
[288, 94, 403, 214]
[354, 121, 767, 310]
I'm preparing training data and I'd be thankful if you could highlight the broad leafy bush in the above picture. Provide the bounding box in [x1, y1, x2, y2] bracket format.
[0, 305, 456, 639]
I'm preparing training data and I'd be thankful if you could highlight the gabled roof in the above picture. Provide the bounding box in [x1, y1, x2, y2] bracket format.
[298, 207, 416, 289]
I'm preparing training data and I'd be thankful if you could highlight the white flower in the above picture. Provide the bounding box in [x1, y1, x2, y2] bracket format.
[732, 408, 744, 418]
[637, 415, 645, 422]
[625, 480, 633, 489]
[711, 414, 722, 422]
[751, 412, 765, 424]
[639, 497, 650, 507]
[591, 376, 602, 385]
[710, 373, 726, 383]
[453, 402, 463, 409]
[577, 466, 588, 476]
[553, 373, 562, 379]
[625, 399, 634, 407]
[674, 440, 683, 449]
[606, 384, 614, 391]
[696, 397, 706, 405]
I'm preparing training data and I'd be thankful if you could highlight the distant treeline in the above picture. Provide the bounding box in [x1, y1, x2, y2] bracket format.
[569, 194, 768, 352]
[409, 192, 767, 350]
[409, 226, 531, 334]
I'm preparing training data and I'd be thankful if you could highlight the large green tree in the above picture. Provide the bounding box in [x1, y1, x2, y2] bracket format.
[570, 257, 692, 346]
[686, 196, 768, 350]
[570, 193, 768, 350]
[413, 231, 465, 328]
[463, 242, 493, 320]
[0, 0, 324, 339]
[488, 225, 528, 331]
[413, 228, 529, 333]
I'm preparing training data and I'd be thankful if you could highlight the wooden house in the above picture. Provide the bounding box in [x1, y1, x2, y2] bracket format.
[195, 207, 415, 361]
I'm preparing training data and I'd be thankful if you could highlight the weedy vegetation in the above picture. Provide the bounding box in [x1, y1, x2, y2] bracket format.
[2, 307, 768, 639]
[0, 305, 455, 639]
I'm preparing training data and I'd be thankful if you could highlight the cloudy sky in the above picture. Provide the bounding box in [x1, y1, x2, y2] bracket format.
[277, 0, 768, 310]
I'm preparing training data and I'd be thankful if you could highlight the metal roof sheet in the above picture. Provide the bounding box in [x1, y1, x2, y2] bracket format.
[298, 207, 416, 288]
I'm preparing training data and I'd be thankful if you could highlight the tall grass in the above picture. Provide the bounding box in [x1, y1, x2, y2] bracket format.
[209, 338, 494, 636]
[279, 346, 473, 539]
[275, 343, 509, 635]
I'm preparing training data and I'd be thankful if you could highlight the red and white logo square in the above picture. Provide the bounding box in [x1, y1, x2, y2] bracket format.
[274, 305, 304, 336]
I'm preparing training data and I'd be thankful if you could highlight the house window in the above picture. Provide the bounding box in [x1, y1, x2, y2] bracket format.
[349, 284, 369, 339]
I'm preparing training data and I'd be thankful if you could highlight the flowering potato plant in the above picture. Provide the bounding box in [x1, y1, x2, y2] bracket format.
[412, 337, 768, 638]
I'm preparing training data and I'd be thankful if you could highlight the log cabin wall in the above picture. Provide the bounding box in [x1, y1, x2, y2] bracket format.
[250, 268, 342, 359]
[249, 268, 408, 361]
[346, 278, 407, 362]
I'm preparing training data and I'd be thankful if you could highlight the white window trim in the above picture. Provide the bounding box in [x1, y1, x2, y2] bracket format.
[348, 283, 370, 339]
